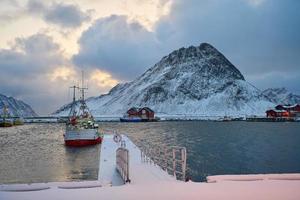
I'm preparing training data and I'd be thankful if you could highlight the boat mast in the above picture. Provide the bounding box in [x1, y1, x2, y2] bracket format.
[79, 71, 89, 115]
[69, 85, 78, 117]
[80, 71, 87, 102]
[3, 105, 9, 118]
[72, 85, 76, 103]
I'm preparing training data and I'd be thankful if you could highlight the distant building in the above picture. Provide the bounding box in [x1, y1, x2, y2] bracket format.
[127, 107, 140, 117]
[126, 107, 155, 120]
[266, 104, 300, 118]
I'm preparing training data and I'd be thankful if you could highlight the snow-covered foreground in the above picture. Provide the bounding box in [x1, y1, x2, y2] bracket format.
[1, 135, 300, 200]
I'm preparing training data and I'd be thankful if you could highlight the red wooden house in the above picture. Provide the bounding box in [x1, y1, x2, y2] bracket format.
[266, 104, 300, 118]
[127, 107, 139, 117]
[126, 107, 155, 120]
[266, 110, 291, 118]
[137, 107, 155, 119]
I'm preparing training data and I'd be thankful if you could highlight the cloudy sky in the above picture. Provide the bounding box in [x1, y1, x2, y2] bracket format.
[0, 0, 299, 115]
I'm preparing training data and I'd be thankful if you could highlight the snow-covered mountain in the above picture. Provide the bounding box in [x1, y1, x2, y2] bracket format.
[0, 94, 38, 117]
[54, 43, 274, 117]
[262, 88, 300, 105]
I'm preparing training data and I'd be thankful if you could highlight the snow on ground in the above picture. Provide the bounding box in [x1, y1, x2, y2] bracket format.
[1, 134, 300, 200]
[98, 134, 176, 186]
[207, 173, 300, 183]
[1, 177, 300, 200]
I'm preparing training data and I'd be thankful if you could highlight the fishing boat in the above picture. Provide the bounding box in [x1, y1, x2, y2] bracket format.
[120, 117, 143, 122]
[0, 118, 13, 127]
[64, 73, 103, 147]
[0, 105, 13, 127]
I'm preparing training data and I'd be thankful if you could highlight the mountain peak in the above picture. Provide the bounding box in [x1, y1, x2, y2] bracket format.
[199, 42, 215, 50]
[0, 93, 38, 117]
[154, 43, 244, 82]
[54, 42, 272, 117]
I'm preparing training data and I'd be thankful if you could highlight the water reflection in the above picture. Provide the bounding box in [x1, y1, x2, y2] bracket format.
[1, 122, 300, 183]
[63, 145, 100, 180]
[0, 124, 101, 184]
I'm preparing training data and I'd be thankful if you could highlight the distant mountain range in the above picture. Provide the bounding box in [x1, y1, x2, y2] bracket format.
[262, 88, 300, 105]
[0, 94, 37, 117]
[55, 43, 293, 117]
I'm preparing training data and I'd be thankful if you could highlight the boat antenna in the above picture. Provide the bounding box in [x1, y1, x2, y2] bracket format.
[69, 85, 79, 117]
[82, 71, 85, 101]
[80, 71, 88, 101]
[78, 70, 89, 115]
[71, 85, 77, 103]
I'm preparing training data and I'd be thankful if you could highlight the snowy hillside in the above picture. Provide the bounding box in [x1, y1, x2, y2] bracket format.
[54, 43, 274, 117]
[262, 88, 300, 105]
[0, 93, 38, 117]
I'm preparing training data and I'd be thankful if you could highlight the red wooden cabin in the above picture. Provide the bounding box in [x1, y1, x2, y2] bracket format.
[266, 110, 277, 118]
[126, 107, 155, 119]
[127, 107, 139, 117]
[137, 107, 155, 119]
[266, 109, 294, 118]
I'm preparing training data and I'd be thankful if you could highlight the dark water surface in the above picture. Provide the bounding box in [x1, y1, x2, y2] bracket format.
[0, 122, 299, 183]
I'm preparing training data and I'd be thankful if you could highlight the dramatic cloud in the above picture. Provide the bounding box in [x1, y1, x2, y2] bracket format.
[0, 0, 299, 114]
[0, 33, 65, 76]
[0, 33, 69, 113]
[27, 0, 91, 28]
[154, 0, 300, 92]
[0, 32, 120, 114]
[73, 0, 300, 93]
[73, 15, 161, 80]
[0, 0, 22, 25]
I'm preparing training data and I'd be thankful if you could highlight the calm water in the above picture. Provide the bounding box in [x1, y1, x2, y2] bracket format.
[0, 124, 100, 184]
[0, 122, 300, 183]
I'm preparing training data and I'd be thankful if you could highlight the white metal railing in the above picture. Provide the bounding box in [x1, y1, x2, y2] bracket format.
[140, 144, 187, 181]
[110, 130, 187, 182]
[116, 144, 130, 183]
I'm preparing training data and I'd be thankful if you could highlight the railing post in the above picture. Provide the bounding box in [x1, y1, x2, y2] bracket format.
[126, 148, 130, 183]
[137, 142, 187, 181]
[116, 147, 130, 184]
[172, 149, 176, 178]
[164, 147, 168, 171]
[181, 148, 186, 181]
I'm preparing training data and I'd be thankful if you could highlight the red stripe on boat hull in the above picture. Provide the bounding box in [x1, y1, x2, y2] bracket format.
[65, 137, 102, 147]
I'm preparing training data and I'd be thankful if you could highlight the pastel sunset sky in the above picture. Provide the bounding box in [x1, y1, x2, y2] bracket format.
[0, 0, 299, 114]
